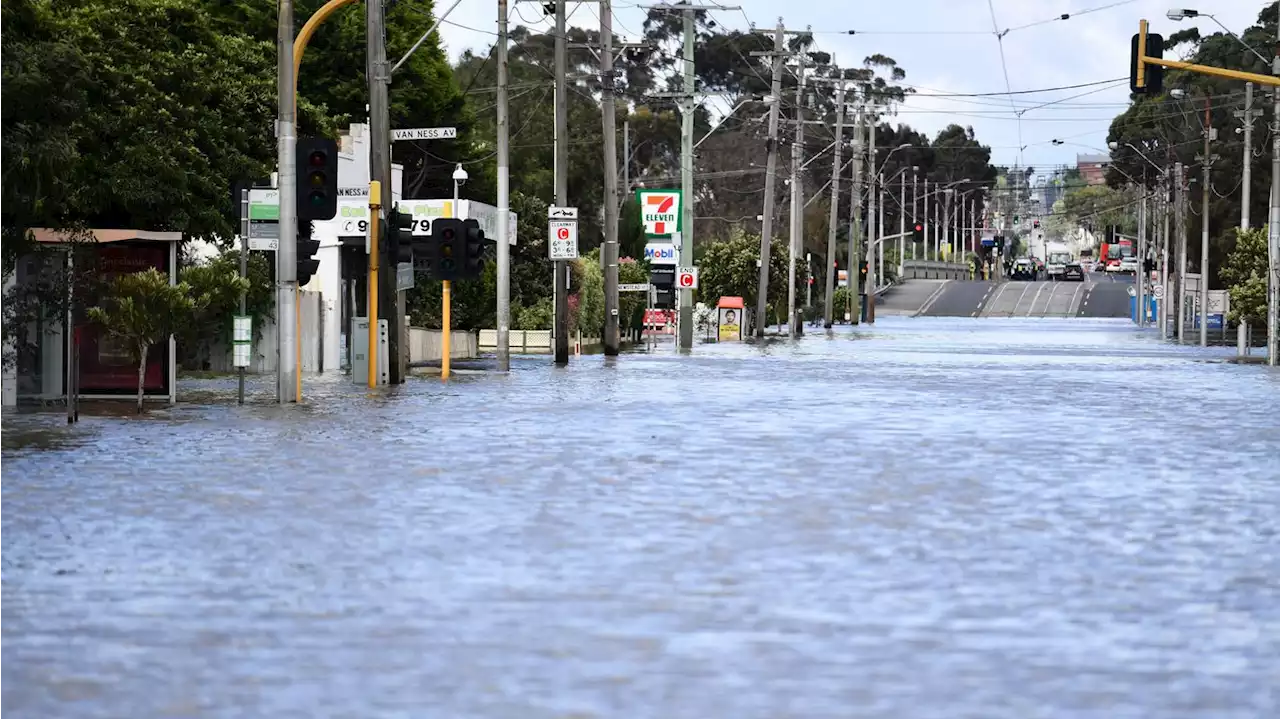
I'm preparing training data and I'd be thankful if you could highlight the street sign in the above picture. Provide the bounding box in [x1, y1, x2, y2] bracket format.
[1126, 285, 1136, 298]
[391, 127, 457, 141]
[1152, 284, 1165, 300]
[676, 266, 699, 290]
[548, 219, 579, 260]
[1208, 289, 1229, 315]
[396, 263, 414, 291]
[232, 315, 252, 368]
[548, 206, 578, 220]
[619, 283, 650, 292]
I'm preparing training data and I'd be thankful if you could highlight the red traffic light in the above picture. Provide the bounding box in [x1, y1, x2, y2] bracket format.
[914, 223, 923, 232]
[308, 150, 326, 166]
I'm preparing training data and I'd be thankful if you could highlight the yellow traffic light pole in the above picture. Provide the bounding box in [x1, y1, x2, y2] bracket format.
[1134, 18, 1280, 89]
[368, 182, 382, 387]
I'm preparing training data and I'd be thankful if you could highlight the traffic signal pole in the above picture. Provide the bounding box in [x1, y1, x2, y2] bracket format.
[368, 181, 382, 388]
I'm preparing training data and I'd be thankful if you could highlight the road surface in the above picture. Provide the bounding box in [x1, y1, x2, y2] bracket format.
[4, 318, 1277, 718]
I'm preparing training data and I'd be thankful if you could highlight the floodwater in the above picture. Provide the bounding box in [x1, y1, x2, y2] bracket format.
[4, 317, 1279, 718]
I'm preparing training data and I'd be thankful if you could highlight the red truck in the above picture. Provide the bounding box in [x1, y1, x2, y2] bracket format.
[1102, 239, 1133, 272]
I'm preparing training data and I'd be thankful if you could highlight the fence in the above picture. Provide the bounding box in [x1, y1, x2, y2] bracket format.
[408, 328, 477, 361]
[477, 330, 603, 353]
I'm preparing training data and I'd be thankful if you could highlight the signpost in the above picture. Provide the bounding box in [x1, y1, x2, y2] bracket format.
[619, 283, 650, 292]
[548, 205, 579, 261]
[391, 127, 457, 141]
[676, 266, 699, 290]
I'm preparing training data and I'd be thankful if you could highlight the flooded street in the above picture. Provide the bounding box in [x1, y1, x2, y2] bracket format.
[4, 317, 1279, 718]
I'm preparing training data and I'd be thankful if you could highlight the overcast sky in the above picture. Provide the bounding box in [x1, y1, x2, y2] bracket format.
[432, 0, 1269, 173]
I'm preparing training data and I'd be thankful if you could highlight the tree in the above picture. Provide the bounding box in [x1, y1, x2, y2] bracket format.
[87, 268, 197, 413]
[696, 228, 807, 323]
[177, 251, 270, 370]
[1219, 226, 1268, 327]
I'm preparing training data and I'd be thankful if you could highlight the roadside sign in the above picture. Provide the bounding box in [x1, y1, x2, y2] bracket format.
[232, 315, 252, 368]
[636, 189, 682, 236]
[548, 206, 578, 219]
[396, 263, 414, 291]
[1126, 285, 1136, 298]
[1152, 284, 1164, 300]
[391, 127, 457, 141]
[619, 283, 650, 292]
[676, 266, 699, 290]
[247, 188, 280, 251]
[643, 241, 677, 266]
[1208, 289, 1229, 315]
[548, 219, 578, 260]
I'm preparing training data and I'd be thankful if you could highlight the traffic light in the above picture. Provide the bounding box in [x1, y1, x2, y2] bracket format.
[911, 221, 925, 243]
[1129, 21, 1165, 95]
[1032, 219, 1040, 229]
[1106, 225, 1118, 244]
[994, 235, 1005, 255]
[429, 217, 465, 281]
[461, 218, 487, 279]
[297, 225, 320, 286]
[388, 204, 415, 265]
[296, 137, 338, 222]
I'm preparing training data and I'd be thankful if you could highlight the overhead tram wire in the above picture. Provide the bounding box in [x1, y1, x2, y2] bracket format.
[986, 0, 1023, 163]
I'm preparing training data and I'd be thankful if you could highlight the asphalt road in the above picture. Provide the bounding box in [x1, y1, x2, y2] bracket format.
[876, 279, 948, 316]
[1076, 272, 1134, 318]
[917, 272, 1134, 318]
[917, 280, 997, 317]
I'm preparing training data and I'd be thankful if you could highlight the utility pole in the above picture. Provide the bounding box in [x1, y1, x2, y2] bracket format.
[1198, 98, 1215, 347]
[787, 49, 807, 337]
[277, 0, 297, 404]
[622, 119, 631, 199]
[822, 76, 846, 329]
[600, 0, 620, 355]
[677, 4, 695, 349]
[898, 174, 905, 276]
[847, 102, 864, 324]
[367, 0, 400, 384]
[1268, 19, 1280, 366]
[911, 170, 918, 260]
[1235, 83, 1261, 229]
[553, 0, 570, 364]
[1176, 161, 1187, 344]
[865, 106, 878, 322]
[1137, 167, 1147, 327]
[496, 0, 512, 371]
[752, 19, 785, 336]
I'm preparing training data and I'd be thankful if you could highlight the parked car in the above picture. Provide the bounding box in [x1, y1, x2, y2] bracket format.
[1119, 256, 1139, 274]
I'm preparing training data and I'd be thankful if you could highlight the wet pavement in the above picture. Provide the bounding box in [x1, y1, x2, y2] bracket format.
[5, 317, 1280, 718]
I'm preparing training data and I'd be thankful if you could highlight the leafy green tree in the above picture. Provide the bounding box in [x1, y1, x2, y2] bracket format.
[177, 251, 271, 369]
[1219, 226, 1268, 327]
[87, 268, 197, 413]
[573, 249, 606, 336]
[696, 228, 806, 321]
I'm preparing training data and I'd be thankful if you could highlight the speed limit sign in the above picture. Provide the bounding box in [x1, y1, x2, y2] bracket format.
[676, 266, 699, 289]
[1152, 284, 1164, 300]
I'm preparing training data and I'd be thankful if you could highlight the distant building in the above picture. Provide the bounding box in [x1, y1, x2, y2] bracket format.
[1076, 154, 1109, 186]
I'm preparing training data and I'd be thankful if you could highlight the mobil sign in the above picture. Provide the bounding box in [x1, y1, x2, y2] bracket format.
[637, 189, 681, 236]
[644, 242, 677, 266]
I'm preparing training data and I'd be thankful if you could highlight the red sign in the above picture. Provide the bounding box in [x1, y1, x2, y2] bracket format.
[643, 309, 675, 327]
[556, 226, 570, 240]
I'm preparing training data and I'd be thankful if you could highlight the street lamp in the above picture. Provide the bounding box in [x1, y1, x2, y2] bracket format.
[1167, 8, 1270, 65]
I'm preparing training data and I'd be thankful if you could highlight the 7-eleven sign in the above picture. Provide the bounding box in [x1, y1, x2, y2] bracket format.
[637, 189, 682, 237]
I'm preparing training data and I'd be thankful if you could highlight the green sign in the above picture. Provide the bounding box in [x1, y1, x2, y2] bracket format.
[248, 189, 279, 221]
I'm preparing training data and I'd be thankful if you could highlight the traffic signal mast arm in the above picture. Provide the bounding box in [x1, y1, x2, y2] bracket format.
[1132, 18, 1280, 93]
